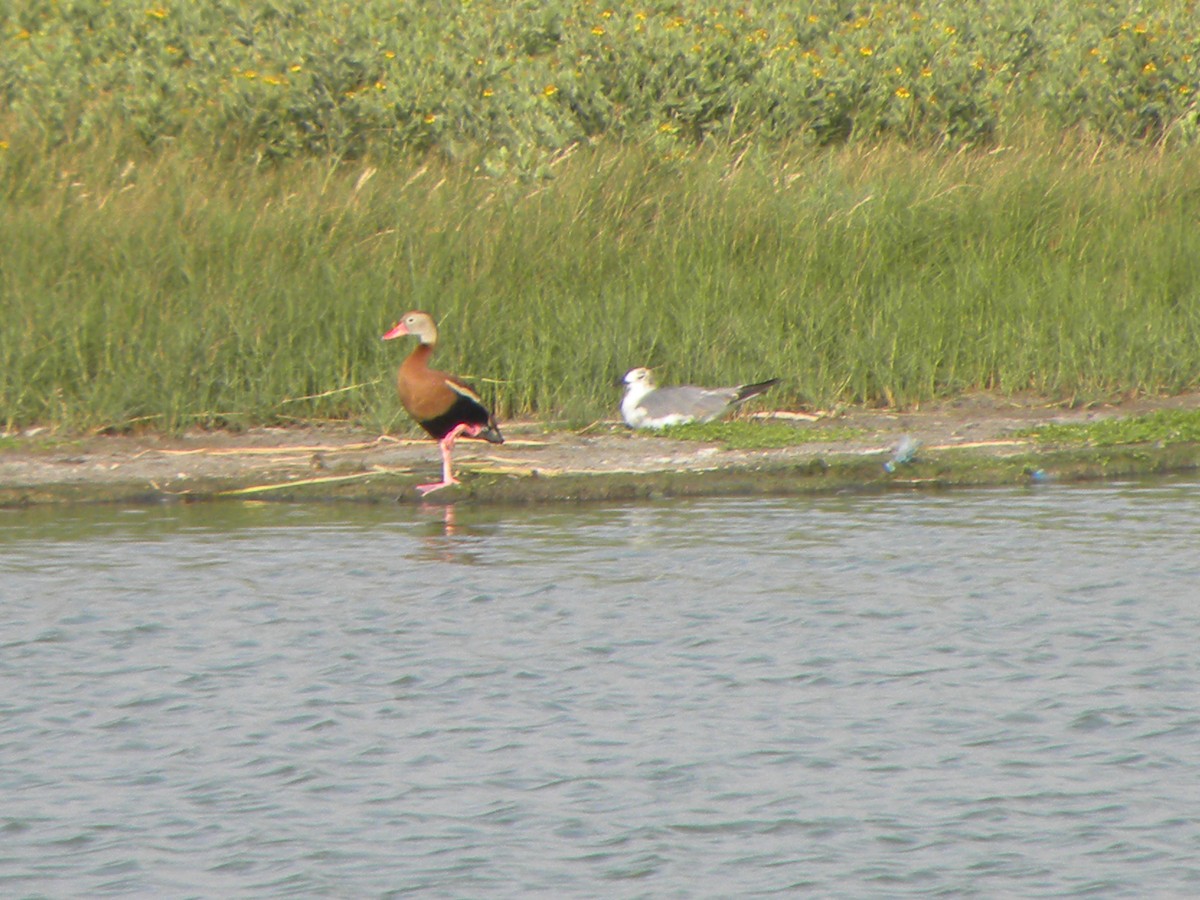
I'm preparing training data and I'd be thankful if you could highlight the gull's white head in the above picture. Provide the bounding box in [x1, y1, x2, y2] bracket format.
[621, 367, 656, 391]
[619, 367, 659, 428]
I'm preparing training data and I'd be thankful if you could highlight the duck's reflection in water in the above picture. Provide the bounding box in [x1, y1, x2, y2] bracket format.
[414, 502, 479, 564]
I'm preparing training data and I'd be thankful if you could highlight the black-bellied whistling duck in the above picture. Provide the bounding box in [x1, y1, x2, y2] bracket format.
[382, 311, 503, 495]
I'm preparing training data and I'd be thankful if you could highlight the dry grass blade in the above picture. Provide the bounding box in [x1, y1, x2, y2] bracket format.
[215, 466, 411, 496]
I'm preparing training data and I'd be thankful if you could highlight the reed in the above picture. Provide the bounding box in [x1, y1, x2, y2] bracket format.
[3, 131, 1200, 433]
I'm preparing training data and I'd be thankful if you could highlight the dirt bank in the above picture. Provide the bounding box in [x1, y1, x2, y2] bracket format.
[4, 393, 1200, 506]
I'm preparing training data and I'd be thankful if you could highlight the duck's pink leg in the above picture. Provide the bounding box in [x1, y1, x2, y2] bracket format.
[416, 423, 484, 495]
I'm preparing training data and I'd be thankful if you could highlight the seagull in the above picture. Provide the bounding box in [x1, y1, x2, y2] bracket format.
[619, 367, 780, 429]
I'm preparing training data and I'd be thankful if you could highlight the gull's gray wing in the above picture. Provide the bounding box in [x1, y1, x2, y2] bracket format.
[639, 386, 740, 423]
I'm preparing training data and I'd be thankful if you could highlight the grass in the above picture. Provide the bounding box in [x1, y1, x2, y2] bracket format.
[4, 2, 1200, 436]
[656, 420, 868, 450]
[1022, 409, 1200, 447]
[4, 131, 1200, 434]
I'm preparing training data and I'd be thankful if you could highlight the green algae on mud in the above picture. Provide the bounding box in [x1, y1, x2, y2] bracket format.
[2, 441, 1199, 509]
[1021, 408, 1200, 448]
[654, 420, 868, 449]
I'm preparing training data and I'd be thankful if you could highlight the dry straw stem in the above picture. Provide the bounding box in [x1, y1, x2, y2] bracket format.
[215, 466, 412, 497]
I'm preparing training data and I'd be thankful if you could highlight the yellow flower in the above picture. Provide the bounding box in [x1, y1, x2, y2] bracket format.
[592, 26, 605, 35]
[859, 46, 873, 57]
[290, 64, 302, 72]
[242, 69, 257, 80]
[482, 87, 494, 98]
[920, 66, 933, 77]
[146, 7, 168, 19]
[375, 81, 386, 91]
[0, 140, 9, 151]
[424, 113, 437, 124]
[944, 25, 957, 35]
[895, 86, 911, 98]
[543, 84, 558, 97]
[1143, 61, 1157, 73]
[384, 51, 395, 59]
[263, 75, 286, 86]
[16, 28, 31, 39]
[1179, 85, 1192, 94]
[601, 9, 613, 18]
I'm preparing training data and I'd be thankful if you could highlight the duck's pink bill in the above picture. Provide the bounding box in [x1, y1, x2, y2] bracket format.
[382, 322, 409, 340]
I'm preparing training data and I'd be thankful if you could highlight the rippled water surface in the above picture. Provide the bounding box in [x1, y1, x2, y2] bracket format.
[3, 482, 1200, 897]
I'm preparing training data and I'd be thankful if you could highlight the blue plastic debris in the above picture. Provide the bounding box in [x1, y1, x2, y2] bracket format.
[884, 434, 920, 473]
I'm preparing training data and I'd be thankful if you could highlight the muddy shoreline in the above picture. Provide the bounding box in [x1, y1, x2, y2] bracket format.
[4, 394, 1200, 507]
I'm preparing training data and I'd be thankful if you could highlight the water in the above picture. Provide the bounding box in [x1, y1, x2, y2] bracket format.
[2, 482, 1200, 897]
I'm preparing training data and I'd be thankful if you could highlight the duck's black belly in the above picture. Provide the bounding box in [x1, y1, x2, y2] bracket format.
[418, 394, 502, 442]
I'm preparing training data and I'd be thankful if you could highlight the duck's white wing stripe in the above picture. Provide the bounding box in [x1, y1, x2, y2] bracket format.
[446, 379, 484, 404]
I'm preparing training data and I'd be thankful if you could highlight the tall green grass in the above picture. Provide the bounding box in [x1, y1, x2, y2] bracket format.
[3, 130, 1200, 433]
